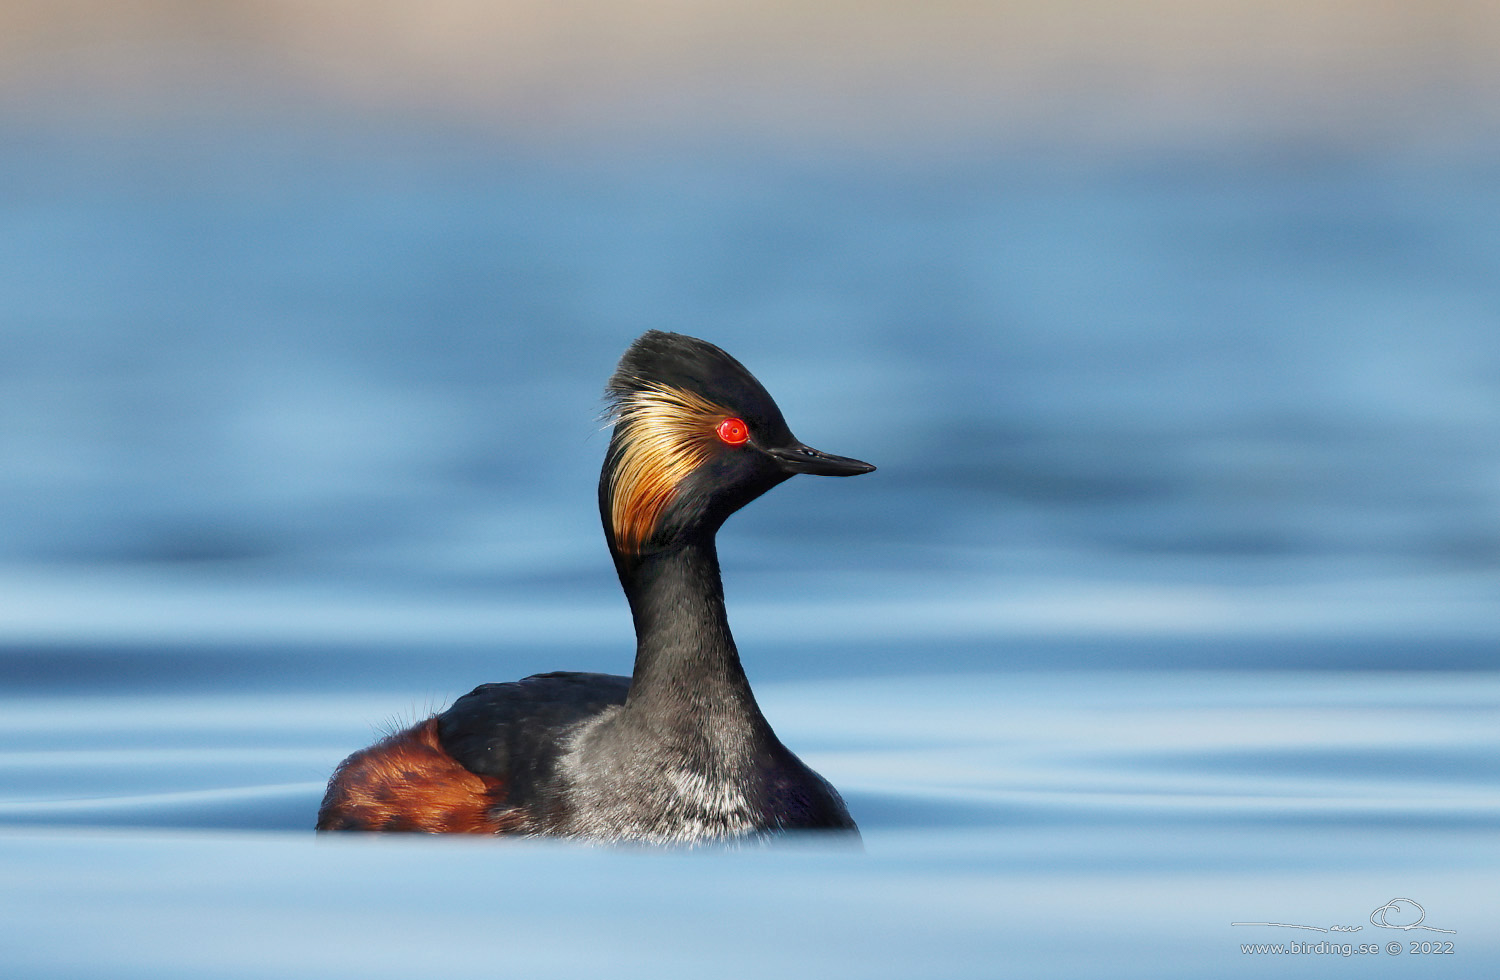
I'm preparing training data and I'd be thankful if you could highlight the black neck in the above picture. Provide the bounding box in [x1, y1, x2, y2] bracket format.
[614, 536, 773, 748]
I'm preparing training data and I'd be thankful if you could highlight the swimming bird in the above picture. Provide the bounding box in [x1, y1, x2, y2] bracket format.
[317, 330, 874, 842]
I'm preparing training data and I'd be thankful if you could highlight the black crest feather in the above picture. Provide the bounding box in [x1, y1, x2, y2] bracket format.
[605, 331, 790, 437]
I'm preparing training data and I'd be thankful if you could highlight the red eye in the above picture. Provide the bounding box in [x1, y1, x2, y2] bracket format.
[716, 417, 749, 446]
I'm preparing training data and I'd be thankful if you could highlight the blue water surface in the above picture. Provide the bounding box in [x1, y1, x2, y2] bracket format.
[0, 120, 1497, 977]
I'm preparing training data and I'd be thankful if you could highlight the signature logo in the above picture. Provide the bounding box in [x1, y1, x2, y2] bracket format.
[1368, 898, 1456, 934]
[1232, 898, 1456, 935]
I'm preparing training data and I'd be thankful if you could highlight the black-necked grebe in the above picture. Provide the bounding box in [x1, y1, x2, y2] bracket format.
[316, 331, 874, 841]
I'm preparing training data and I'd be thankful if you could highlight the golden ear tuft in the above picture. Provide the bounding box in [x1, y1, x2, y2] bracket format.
[607, 382, 734, 554]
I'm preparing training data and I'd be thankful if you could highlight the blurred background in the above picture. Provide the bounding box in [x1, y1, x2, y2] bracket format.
[1, 4, 1498, 977]
[2, 0, 1497, 673]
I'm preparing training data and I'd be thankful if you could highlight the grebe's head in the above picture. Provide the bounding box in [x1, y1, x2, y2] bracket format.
[600, 330, 874, 559]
